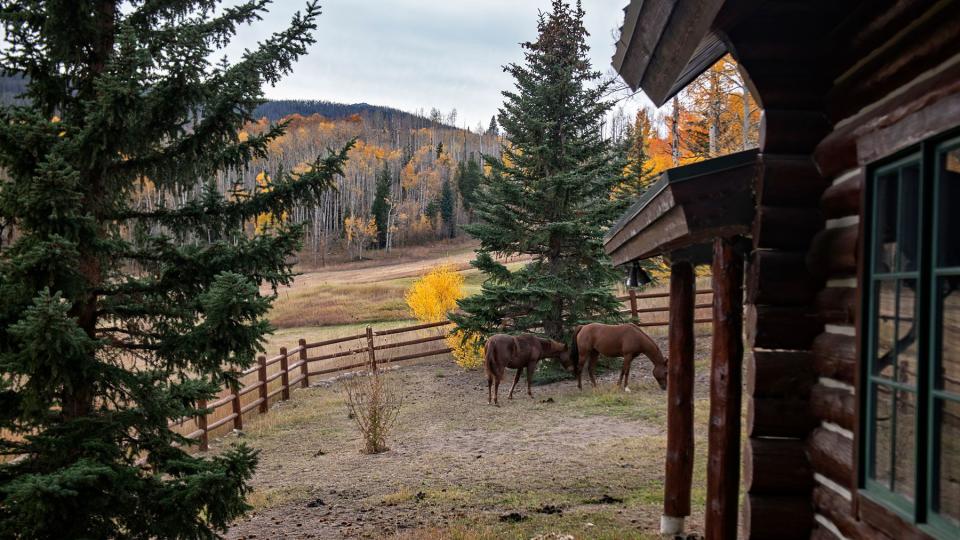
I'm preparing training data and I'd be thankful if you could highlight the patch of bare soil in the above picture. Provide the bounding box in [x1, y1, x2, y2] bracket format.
[224, 336, 714, 540]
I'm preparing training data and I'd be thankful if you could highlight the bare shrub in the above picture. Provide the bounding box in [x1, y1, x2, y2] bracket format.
[341, 371, 402, 453]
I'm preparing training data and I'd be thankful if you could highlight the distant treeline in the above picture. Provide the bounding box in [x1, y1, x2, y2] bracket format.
[253, 99, 450, 131]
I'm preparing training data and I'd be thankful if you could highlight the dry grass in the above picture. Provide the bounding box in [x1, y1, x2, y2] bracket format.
[342, 371, 404, 454]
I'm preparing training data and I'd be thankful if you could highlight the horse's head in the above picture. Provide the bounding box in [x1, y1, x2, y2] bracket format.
[652, 362, 667, 390]
[544, 340, 576, 372]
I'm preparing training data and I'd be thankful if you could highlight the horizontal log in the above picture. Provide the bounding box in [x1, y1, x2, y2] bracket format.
[303, 332, 367, 349]
[747, 250, 824, 306]
[816, 287, 857, 325]
[374, 333, 447, 351]
[752, 205, 824, 251]
[743, 437, 813, 494]
[207, 394, 234, 410]
[821, 174, 862, 219]
[240, 398, 264, 415]
[286, 360, 305, 371]
[757, 154, 830, 207]
[383, 347, 453, 364]
[308, 346, 369, 362]
[374, 320, 452, 336]
[826, 1, 960, 123]
[742, 493, 813, 540]
[807, 427, 854, 491]
[760, 110, 832, 155]
[615, 288, 713, 302]
[812, 485, 880, 540]
[812, 332, 857, 384]
[264, 354, 284, 367]
[858, 495, 937, 540]
[807, 224, 859, 278]
[634, 317, 712, 328]
[266, 386, 285, 400]
[810, 383, 855, 431]
[309, 360, 368, 376]
[206, 413, 238, 432]
[288, 374, 305, 387]
[746, 304, 823, 350]
[265, 370, 283, 383]
[185, 429, 205, 440]
[749, 396, 817, 438]
[238, 380, 263, 397]
[748, 350, 816, 399]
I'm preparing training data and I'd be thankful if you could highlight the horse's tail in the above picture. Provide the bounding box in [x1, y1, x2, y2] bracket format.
[569, 325, 582, 373]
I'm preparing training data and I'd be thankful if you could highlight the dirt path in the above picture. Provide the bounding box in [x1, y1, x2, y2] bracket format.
[222, 335, 713, 540]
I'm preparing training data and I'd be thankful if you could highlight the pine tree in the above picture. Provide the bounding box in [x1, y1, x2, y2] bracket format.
[456, 155, 484, 217]
[371, 161, 392, 248]
[454, 0, 625, 341]
[0, 2, 350, 538]
[487, 115, 499, 136]
[439, 178, 456, 239]
[621, 108, 658, 197]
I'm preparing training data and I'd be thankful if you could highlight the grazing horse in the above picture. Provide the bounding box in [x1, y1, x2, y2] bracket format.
[568, 323, 667, 391]
[484, 334, 571, 406]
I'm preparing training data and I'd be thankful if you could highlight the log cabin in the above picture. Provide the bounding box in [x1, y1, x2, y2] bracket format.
[604, 1, 960, 539]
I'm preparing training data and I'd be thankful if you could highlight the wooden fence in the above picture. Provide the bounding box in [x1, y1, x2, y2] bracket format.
[179, 287, 715, 450]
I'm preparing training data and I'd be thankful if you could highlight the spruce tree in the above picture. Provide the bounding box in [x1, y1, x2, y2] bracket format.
[487, 115, 499, 136]
[621, 108, 658, 197]
[455, 155, 483, 217]
[439, 178, 456, 239]
[371, 161, 392, 248]
[454, 0, 625, 341]
[0, 2, 350, 538]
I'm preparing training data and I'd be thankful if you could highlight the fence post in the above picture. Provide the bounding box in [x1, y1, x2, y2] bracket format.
[298, 338, 309, 388]
[365, 326, 377, 372]
[231, 382, 243, 431]
[257, 355, 268, 413]
[279, 347, 290, 400]
[629, 288, 639, 320]
[197, 398, 209, 451]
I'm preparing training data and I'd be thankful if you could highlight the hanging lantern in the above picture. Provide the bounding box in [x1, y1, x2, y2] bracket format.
[627, 261, 652, 288]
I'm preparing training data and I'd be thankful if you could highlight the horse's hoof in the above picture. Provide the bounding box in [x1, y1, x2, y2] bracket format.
[624, 387, 632, 393]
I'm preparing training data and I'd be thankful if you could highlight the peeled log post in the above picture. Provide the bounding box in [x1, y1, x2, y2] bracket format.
[663, 259, 695, 535]
[706, 237, 743, 540]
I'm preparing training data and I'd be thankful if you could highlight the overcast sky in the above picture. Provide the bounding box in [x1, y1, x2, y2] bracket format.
[225, 0, 652, 128]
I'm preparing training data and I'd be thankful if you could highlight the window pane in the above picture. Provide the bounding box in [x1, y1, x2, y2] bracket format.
[892, 388, 916, 502]
[898, 163, 921, 273]
[871, 383, 894, 489]
[874, 170, 899, 273]
[898, 279, 919, 388]
[938, 279, 960, 395]
[870, 384, 916, 502]
[875, 280, 896, 378]
[933, 398, 960, 528]
[939, 145, 960, 268]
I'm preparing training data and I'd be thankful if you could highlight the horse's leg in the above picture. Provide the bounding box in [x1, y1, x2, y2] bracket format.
[588, 350, 599, 388]
[621, 353, 634, 392]
[487, 372, 493, 405]
[577, 359, 584, 390]
[508, 367, 523, 400]
[494, 373, 501, 407]
[526, 360, 536, 398]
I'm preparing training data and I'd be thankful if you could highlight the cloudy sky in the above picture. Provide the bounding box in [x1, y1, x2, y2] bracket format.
[225, 0, 651, 128]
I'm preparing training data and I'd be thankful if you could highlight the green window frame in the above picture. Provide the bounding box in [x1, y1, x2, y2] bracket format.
[861, 131, 960, 540]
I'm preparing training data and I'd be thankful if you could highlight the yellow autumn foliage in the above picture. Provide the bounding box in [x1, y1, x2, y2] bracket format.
[405, 265, 484, 369]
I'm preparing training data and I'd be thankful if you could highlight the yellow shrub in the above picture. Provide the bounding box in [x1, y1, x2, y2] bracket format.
[405, 265, 484, 369]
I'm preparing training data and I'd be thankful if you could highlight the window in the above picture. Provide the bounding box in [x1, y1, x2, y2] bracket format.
[862, 133, 960, 539]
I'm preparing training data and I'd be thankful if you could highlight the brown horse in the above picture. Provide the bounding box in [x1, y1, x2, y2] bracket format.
[484, 334, 571, 406]
[568, 323, 667, 391]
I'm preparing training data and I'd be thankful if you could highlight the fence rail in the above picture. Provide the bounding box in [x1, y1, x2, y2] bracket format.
[180, 287, 715, 450]
[177, 319, 455, 450]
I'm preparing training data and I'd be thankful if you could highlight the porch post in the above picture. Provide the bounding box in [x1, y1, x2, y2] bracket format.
[705, 237, 744, 540]
[662, 258, 695, 535]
